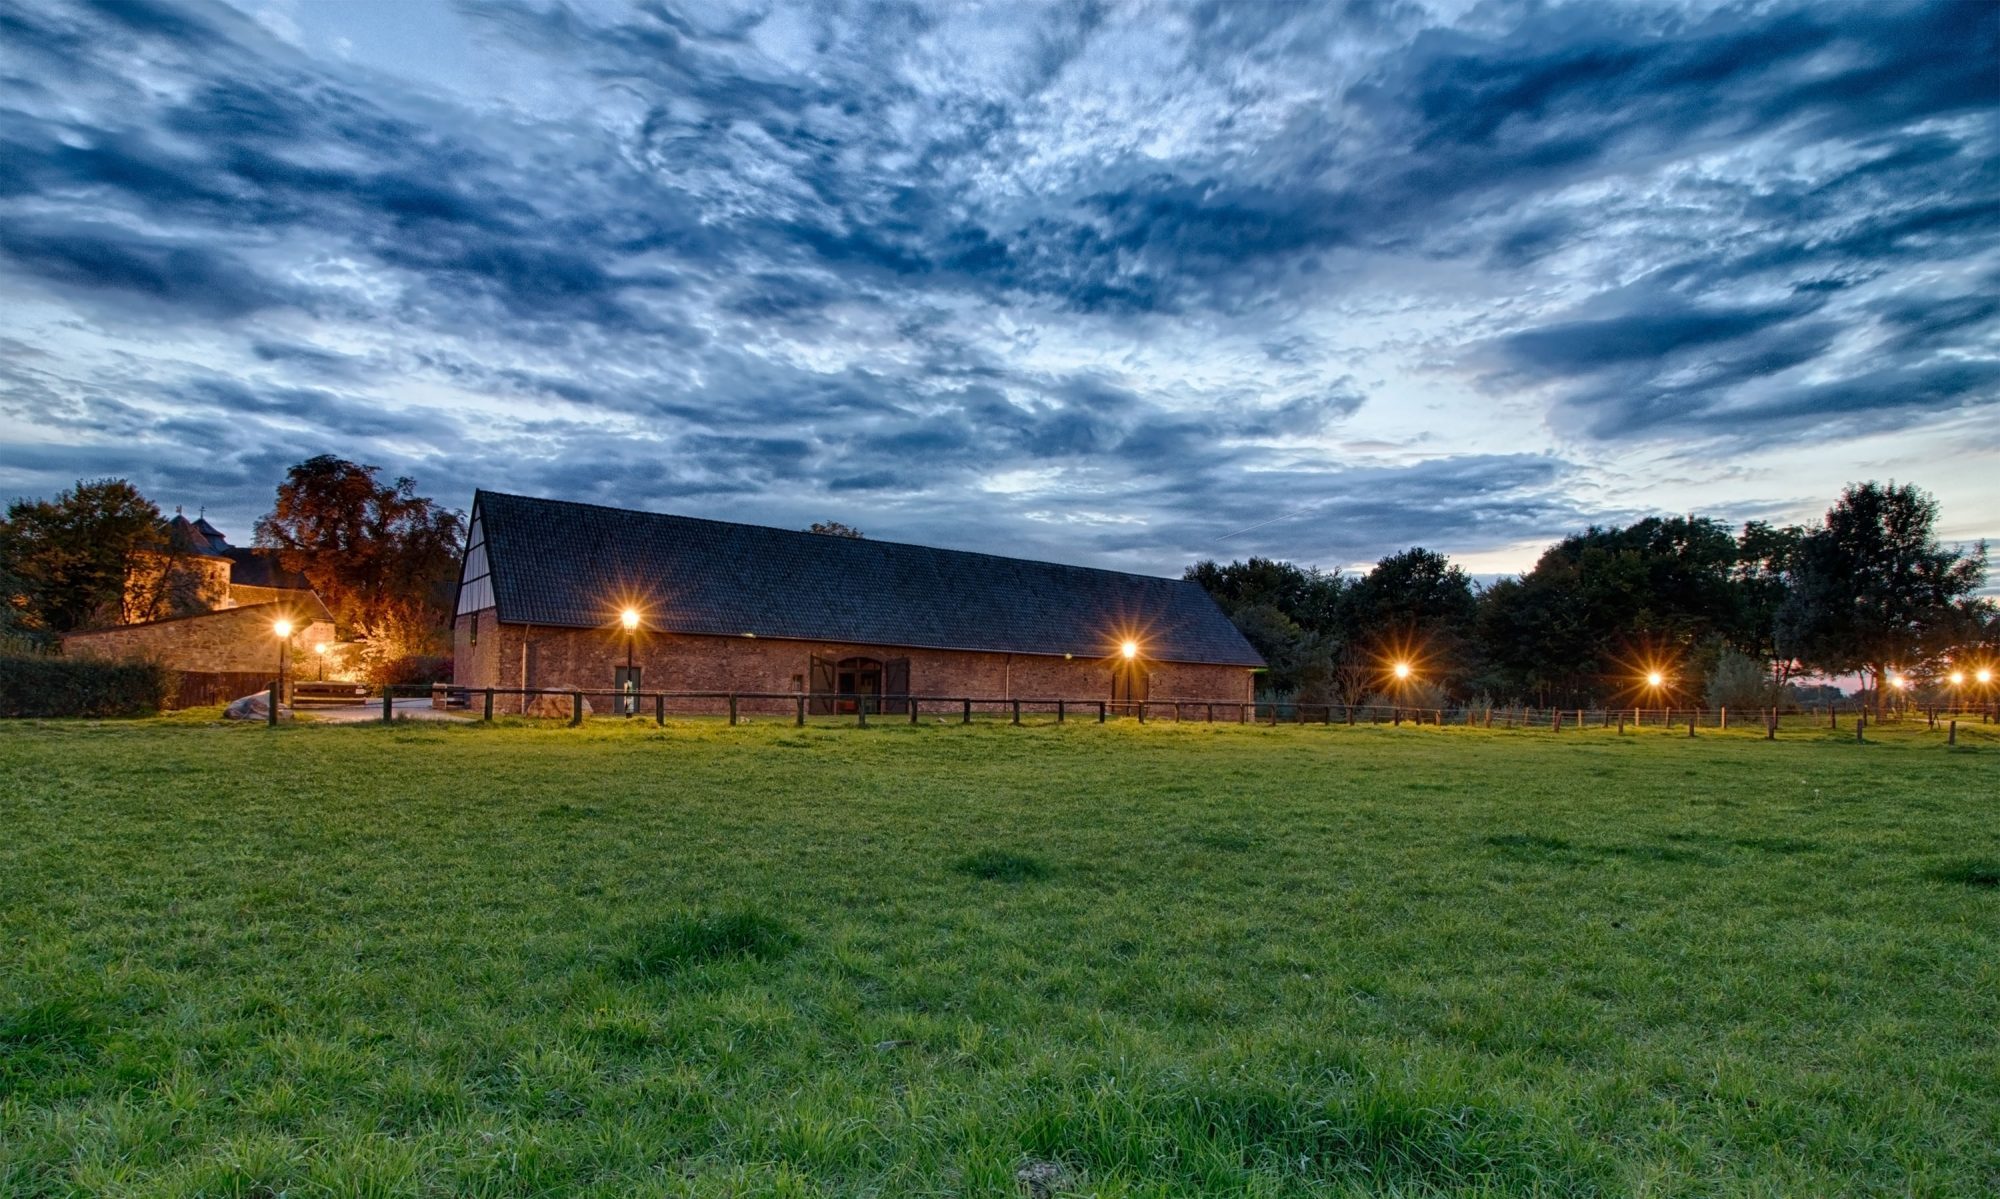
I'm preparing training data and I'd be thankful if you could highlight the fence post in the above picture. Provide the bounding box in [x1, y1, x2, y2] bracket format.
[796, 695, 805, 727]
[1136, 701, 1144, 724]
[1618, 713, 1626, 735]
[1687, 713, 1696, 738]
[963, 698, 972, 725]
[1855, 713, 1865, 743]
[1012, 699, 1021, 725]
[1720, 706, 1728, 731]
[569, 691, 582, 727]
[1948, 719, 1957, 746]
[267, 681, 279, 727]
[1766, 708, 1776, 740]
[383, 688, 394, 724]
[1552, 710, 1561, 733]
[728, 694, 738, 726]
[1098, 701, 1106, 723]
[1057, 699, 1065, 724]
[910, 697, 919, 725]
[1484, 706, 1492, 729]
[655, 693, 664, 726]
[483, 688, 495, 721]
[1239, 703, 1247, 725]
[1393, 707, 1401, 727]
[858, 700, 866, 727]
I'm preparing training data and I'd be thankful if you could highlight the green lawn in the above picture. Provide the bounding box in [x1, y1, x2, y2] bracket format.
[1, 716, 1996, 1197]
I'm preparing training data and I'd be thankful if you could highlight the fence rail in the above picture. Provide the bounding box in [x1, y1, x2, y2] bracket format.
[323, 684, 2000, 737]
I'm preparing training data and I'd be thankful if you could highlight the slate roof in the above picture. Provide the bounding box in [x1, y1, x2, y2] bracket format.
[470, 491, 1264, 667]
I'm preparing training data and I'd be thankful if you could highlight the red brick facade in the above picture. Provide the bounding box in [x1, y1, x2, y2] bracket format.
[454, 607, 1255, 715]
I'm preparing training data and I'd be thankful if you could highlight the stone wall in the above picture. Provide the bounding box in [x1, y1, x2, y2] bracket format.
[453, 609, 1255, 715]
[65, 603, 337, 676]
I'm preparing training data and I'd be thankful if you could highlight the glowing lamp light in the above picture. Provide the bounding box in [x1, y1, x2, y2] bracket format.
[1120, 640, 1138, 660]
[314, 642, 329, 656]
[1979, 668, 1994, 685]
[1646, 671, 1664, 688]
[1890, 674, 1908, 691]
[272, 619, 293, 639]
[1949, 671, 1966, 686]
[1393, 662, 1412, 680]
[620, 608, 640, 631]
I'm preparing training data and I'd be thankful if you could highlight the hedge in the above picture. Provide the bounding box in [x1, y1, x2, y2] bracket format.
[0, 653, 176, 718]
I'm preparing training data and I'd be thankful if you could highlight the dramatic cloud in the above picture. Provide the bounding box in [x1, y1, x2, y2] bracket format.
[0, 0, 1994, 576]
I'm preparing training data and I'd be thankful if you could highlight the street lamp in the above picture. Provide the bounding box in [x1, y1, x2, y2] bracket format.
[1120, 639, 1138, 660]
[620, 608, 639, 715]
[272, 618, 292, 720]
[314, 642, 329, 682]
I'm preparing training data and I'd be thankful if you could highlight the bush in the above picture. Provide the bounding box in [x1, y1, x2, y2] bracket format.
[1705, 648, 1778, 711]
[0, 653, 174, 718]
[369, 655, 452, 686]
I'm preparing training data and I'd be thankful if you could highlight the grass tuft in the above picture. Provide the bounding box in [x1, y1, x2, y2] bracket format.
[1483, 832, 1572, 853]
[616, 910, 802, 977]
[951, 848, 1051, 882]
[1931, 860, 2000, 889]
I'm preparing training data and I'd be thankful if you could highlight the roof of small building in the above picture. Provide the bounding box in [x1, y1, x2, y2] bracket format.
[469, 490, 1264, 667]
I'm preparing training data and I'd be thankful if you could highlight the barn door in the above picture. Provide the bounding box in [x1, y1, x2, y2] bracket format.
[808, 654, 836, 715]
[883, 657, 911, 715]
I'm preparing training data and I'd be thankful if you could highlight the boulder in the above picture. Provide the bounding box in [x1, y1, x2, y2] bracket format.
[524, 688, 592, 719]
[225, 691, 293, 721]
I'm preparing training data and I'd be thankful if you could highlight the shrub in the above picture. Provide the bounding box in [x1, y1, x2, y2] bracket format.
[369, 655, 452, 686]
[1705, 647, 1778, 711]
[0, 653, 174, 718]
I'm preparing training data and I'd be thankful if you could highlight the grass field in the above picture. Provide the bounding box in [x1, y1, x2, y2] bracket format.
[2, 715, 1996, 1197]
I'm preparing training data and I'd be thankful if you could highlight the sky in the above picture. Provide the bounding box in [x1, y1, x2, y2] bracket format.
[0, 0, 1995, 582]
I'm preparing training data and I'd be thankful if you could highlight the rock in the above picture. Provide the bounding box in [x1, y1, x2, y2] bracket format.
[224, 691, 293, 721]
[1015, 1160, 1077, 1198]
[524, 688, 592, 719]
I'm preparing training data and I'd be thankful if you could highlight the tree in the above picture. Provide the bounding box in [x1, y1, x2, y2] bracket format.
[1474, 516, 1744, 705]
[1732, 521, 1806, 683]
[0, 479, 161, 633]
[808, 521, 864, 538]
[1342, 548, 1478, 694]
[254, 457, 465, 648]
[1776, 481, 1988, 713]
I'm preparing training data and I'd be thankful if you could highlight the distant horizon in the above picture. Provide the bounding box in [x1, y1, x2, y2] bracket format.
[2, 1, 1995, 583]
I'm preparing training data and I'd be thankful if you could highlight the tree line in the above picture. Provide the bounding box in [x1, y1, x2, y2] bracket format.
[1187, 481, 1994, 714]
[0, 457, 463, 682]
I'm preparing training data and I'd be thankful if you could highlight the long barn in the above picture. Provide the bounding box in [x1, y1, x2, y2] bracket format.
[452, 491, 1263, 713]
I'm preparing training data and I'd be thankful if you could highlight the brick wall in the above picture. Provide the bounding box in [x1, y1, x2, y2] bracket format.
[454, 610, 1254, 714]
[65, 604, 337, 676]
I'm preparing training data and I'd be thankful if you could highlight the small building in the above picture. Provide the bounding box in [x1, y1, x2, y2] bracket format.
[64, 512, 338, 706]
[452, 491, 1263, 713]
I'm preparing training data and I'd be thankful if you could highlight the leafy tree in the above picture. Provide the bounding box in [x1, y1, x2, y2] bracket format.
[1475, 516, 1744, 705]
[1704, 644, 1779, 711]
[0, 479, 161, 633]
[1731, 521, 1806, 683]
[254, 457, 465, 647]
[1185, 558, 1347, 697]
[807, 521, 864, 538]
[1777, 481, 1988, 711]
[1341, 547, 1478, 693]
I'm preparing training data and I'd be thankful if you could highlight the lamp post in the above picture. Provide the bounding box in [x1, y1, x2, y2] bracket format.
[1644, 671, 1665, 725]
[272, 618, 292, 720]
[314, 642, 329, 682]
[621, 608, 639, 716]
